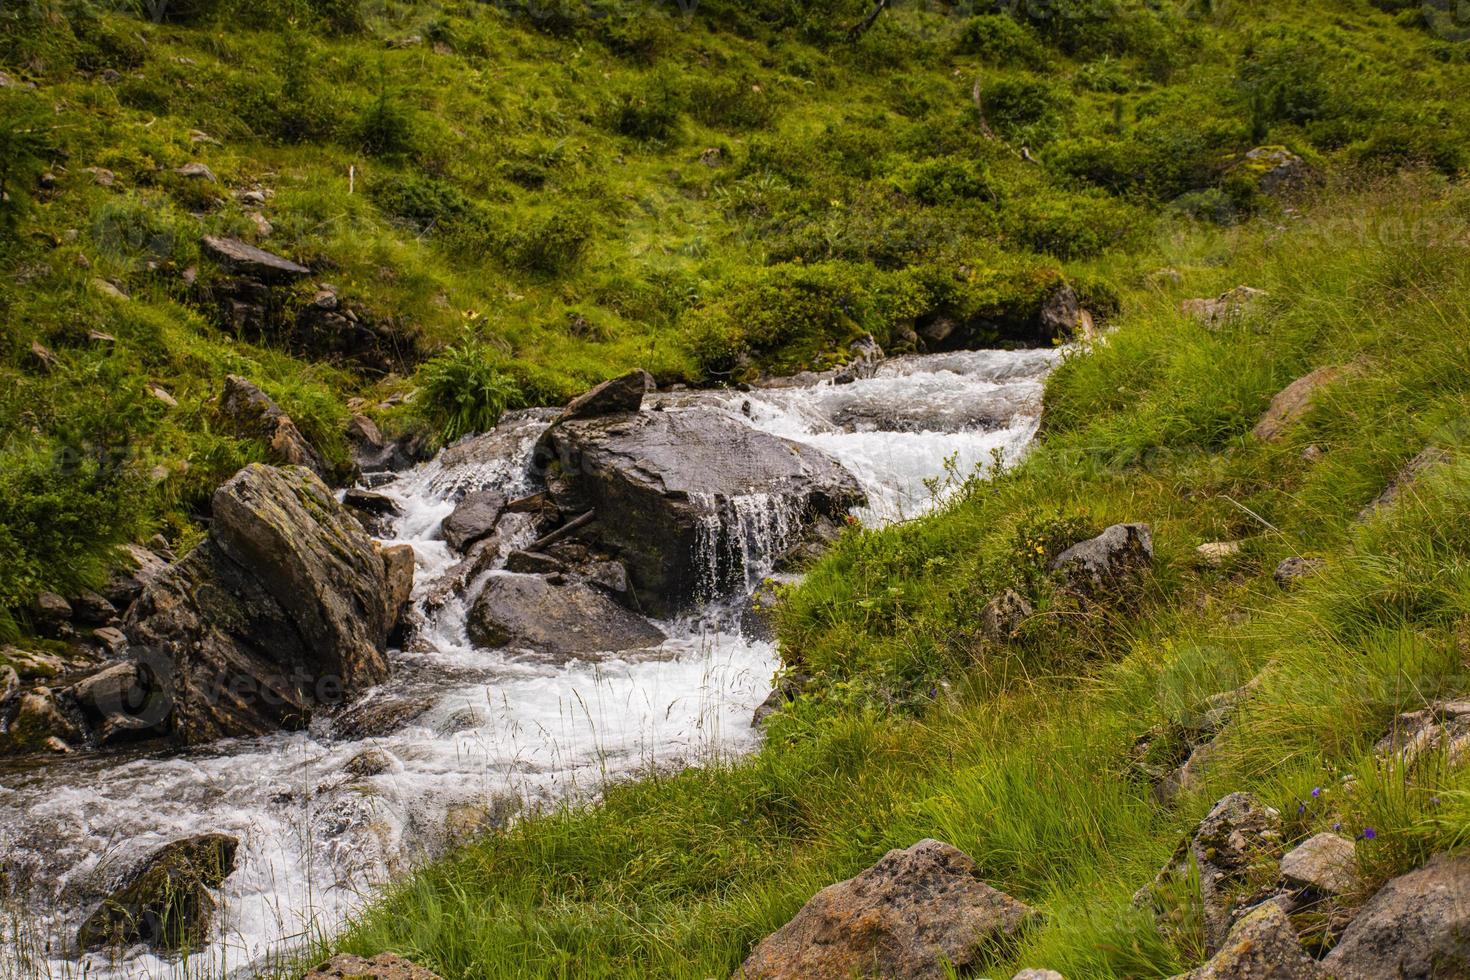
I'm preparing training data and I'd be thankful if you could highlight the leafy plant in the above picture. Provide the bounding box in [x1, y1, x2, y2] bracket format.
[415, 332, 522, 442]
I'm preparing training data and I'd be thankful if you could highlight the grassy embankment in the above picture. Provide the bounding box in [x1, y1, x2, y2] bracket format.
[331, 180, 1470, 977]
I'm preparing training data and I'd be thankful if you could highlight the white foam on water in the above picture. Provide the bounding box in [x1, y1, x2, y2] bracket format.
[0, 349, 1057, 979]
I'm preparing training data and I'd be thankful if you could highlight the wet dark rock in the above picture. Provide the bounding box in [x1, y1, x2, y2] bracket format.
[72, 589, 119, 626]
[467, 573, 666, 657]
[77, 833, 239, 953]
[125, 465, 393, 744]
[303, 952, 443, 980]
[752, 671, 807, 727]
[1040, 284, 1091, 340]
[379, 543, 415, 638]
[1172, 901, 1323, 980]
[504, 550, 565, 575]
[441, 490, 507, 553]
[832, 335, 883, 385]
[1252, 366, 1345, 443]
[1140, 792, 1284, 954]
[343, 747, 397, 778]
[1050, 524, 1153, 599]
[980, 588, 1033, 644]
[737, 839, 1032, 980]
[219, 375, 329, 479]
[578, 558, 629, 596]
[0, 666, 17, 704]
[1273, 556, 1324, 590]
[68, 662, 144, 719]
[559, 369, 652, 421]
[344, 488, 400, 516]
[1322, 853, 1470, 979]
[1, 687, 86, 754]
[538, 408, 864, 616]
[349, 414, 430, 475]
[333, 692, 432, 739]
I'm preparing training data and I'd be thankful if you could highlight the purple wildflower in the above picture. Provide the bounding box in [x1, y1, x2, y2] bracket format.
[1361, 827, 1377, 840]
[1312, 787, 1322, 799]
[1333, 822, 1342, 832]
[1297, 802, 1306, 815]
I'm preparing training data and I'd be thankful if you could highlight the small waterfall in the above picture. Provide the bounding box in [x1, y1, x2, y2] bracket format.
[690, 491, 806, 606]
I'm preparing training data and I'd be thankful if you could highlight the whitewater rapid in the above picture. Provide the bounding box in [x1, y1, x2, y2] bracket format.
[0, 347, 1059, 979]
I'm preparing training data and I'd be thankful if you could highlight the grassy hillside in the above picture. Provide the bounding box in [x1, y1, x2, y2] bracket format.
[3, 0, 1468, 638]
[331, 178, 1470, 978]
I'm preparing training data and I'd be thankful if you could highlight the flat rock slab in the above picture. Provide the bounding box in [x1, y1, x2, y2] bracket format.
[467, 573, 666, 657]
[737, 839, 1032, 980]
[1323, 852, 1470, 979]
[202, 235, 309, 282]
[441, 490, 507, 553]
[1279, 833, 1358, 896]
[540, 407, 864, 614]
[304, 953, 443, 980]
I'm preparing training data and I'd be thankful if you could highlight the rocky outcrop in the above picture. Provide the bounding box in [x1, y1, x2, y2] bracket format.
[559, 369, 652, 421]
[1239, 146, 1307, 196]
[537, 407, 864, 615]
[467, 574, 666, 657]
[980, 588, 1033, 644]
[441, 490, 506, 552]
[1374, 699, 1470, 772]
[1322, 853, 1470, 979]
[1252, 366, 1345, 443]
[1050, 524, 1153, 599]
[303, 953, 443, 980]
[1172, 902, 1323, 980]
[219, 375, 328, 479]
[203, 236, 307, 280]
[125, 464, 392, 744]
[737, 839, 1032, 980]
[379, 542, 416, 639]
[0, 686, 86, 753]
[77, 833, 238, 952]
[1140, 792, 1283, 954]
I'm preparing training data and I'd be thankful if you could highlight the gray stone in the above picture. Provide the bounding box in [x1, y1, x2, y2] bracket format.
[737, 839, 1032, 980]
[980, 588, 1033, 644]
[1050, 524, 1154, 599]
[1173, 901, 1323, 979]
[559, 369, 652, 421]
[832, 335, 883, 385]
[33, 591, 72, 623]
[333, 693, 432, 739]
[68, 662, 144, 719]
[125, 465, 392, 744]
[78, 834, 238, 952]
[379, 543, 415, 636]
[441, 490, 507, 553]
[1196, 541, 1243, 569]
[467, 574, 666, 657]
[1, 687, 86, 753]
[1279, 833, 1358, 896]
[1322, 853, 1470, 979]
[92, 626, 129, 657]
[1013, 971, 1065, 980]
[174, 162, 217, 182]
[1374, 700, 1470, 771]
[1242, 146, 1307, 196]
[73, 589, 119, 625]
[303, 953, 443, 980]
[201, 235, 309, 282]
[1273, 557, 1323, 590]
[538, 408, 864, 615]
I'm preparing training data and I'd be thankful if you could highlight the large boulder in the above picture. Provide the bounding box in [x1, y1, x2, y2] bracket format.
[537, 407, 864, 615]
[737, 839, 1032, 980]
[1172, 902, 1324, 980]
[1050, 524, 1153, 599]
[219, 375, 328, 479]
[0, 686, 86, 753]
[77, 833, 238, 953]
[1322, 853, 1470, 979]
[125, 464, 392, 744]
[467, 574, 666, 657]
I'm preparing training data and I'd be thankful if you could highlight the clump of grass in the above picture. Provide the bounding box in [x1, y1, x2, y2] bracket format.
[415, 332, 522, 443]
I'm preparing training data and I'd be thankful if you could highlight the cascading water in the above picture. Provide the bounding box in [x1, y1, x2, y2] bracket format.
[0, 347, 1059, 979]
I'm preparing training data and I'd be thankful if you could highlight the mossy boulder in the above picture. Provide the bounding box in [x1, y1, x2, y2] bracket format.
[77, 833, 239, 953]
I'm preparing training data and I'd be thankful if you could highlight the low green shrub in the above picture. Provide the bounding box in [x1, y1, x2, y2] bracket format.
[415, 333, 523, 442]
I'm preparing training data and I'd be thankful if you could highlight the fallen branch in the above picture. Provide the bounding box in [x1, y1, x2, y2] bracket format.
[528, 510, 595, 552]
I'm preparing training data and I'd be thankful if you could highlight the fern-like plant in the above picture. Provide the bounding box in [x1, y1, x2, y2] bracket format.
[416, 334, 521, 443]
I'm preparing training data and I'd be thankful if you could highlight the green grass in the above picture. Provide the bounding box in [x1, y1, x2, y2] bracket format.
[329, 179, 1470, 978]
